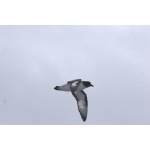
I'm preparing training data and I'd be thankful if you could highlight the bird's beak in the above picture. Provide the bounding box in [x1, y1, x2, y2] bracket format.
[91, 84, 94, 87]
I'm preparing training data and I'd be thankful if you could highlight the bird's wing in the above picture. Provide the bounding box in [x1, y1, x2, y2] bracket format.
[67, 79, 81, 85]
[71, 90, 88, 122]
[69, 79, 82, 92]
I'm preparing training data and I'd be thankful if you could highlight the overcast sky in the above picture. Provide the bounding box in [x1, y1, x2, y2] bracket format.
[0, 25, 150, 125]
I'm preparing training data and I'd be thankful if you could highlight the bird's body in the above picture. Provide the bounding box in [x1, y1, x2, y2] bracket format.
[54, 81, 87, 92]
[54, 79, 93, 122]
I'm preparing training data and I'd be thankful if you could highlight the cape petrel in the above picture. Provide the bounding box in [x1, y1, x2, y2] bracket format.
[54, 79, 94, 122]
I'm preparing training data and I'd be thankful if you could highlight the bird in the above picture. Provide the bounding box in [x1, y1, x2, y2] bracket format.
[54, 79, 94, 122]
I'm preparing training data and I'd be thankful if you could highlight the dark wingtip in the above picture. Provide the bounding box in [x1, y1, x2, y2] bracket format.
[54, 86, 59, 90]
[83, 119, 86, 122]
[82, 117, 86, 122]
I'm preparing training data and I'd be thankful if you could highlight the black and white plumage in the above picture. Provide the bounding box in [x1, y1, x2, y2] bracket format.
[54, 79, 94, 122]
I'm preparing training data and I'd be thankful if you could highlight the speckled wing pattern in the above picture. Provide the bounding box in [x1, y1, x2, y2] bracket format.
[69, 80, 88, 122]
[72, 90, 88, 121]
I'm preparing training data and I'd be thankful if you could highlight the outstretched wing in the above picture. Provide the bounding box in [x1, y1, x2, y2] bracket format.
[68, 79, 82, 93]
[71, 90, 88, 122]
[67, 79, 81, 84]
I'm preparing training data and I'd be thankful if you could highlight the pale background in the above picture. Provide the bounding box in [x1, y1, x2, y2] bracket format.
[0, 25, 150, 124]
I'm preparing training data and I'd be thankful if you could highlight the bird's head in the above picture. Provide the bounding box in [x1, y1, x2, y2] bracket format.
[83, 81, 94, 87]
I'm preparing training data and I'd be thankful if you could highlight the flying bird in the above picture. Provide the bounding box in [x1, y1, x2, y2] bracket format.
[54, 79, 94, 122]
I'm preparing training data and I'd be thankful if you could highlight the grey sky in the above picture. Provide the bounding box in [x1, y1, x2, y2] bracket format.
[0, 25, 150, 125]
